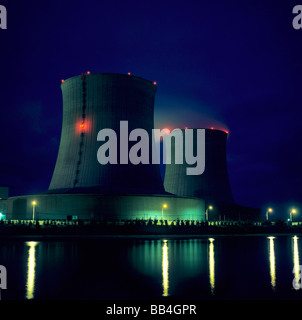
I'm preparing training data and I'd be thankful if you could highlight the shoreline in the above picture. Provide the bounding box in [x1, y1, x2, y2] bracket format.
[1, 220, 301, 240]
[0, 231, 302, 241]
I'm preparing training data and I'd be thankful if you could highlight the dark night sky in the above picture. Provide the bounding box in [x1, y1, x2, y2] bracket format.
[0, 0, 301, 218]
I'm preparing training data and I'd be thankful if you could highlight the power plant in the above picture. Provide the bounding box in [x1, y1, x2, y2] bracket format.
[6, 72, 259, 221]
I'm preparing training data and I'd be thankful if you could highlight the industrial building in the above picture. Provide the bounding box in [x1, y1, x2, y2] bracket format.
[164, 128, 260, 220]
[6, 72, 259, 221]
[7, 73, 204, 221]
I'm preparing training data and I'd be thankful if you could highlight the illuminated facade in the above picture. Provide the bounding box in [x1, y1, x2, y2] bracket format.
[7, 193, 203, 220]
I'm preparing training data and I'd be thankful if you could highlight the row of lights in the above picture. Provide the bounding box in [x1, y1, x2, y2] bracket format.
[162, 204, 214, 222]
[128, 72, 157, 85]
[29, 201, 169, 222]
[62, 71, 91, 83]
[266, 207, 298, 221]
[210, 127, 229, 134]
[29, 202, 212, 222]
[27, 202, 299, 223]
[29, 201, 212, 222]
[61, 72, 157, 85]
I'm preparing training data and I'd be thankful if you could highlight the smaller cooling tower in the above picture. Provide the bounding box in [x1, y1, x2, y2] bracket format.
[164, 128, 234, 206]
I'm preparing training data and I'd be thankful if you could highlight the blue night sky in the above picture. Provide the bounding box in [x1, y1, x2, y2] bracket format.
[0, 0, 301, 217]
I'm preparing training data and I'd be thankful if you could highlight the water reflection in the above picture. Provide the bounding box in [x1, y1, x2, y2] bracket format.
[2, 236, 301, 300]
[162, 240, 169, 297]
[208, 238, 215, 294]
[267, 237, 276, 290]
[293, 236, 300, 282]
[25, 241, 38, 299]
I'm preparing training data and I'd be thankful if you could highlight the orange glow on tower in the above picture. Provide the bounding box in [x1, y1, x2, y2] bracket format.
[76, 119, 90, 134]
[162, 128, 170, 135]
[153, 81, 157, 85]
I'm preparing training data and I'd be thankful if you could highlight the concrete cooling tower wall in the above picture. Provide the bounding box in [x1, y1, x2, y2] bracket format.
[164, 128, 234, 206]
[49, 73, 165, 195]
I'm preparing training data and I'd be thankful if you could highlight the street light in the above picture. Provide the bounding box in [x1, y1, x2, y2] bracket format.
[290, 209, 297, 222]
[266, 208, 273, 221]
[32, 201, 36, 221]
[206, 205, 213, 222]
[162, 204, 167, 222]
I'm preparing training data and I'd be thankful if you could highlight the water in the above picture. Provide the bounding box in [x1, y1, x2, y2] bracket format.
[0, 235, 301, 300]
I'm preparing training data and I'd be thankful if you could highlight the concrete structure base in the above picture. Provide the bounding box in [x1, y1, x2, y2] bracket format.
[7, 193, 205, 221]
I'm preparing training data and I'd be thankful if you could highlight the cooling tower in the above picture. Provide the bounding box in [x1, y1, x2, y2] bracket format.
[164, 128, 234, 206]
[49, 73, 165, 195]
[7, 73, 206, 221]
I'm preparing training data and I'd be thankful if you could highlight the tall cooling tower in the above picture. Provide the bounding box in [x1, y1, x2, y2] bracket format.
[49, 73, 165, 194]
[164, 128, 234, 206]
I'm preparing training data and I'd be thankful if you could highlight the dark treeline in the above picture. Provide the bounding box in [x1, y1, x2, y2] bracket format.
[0, 219, 301, 236]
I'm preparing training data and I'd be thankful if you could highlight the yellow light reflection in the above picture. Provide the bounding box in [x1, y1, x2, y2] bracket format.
[267, 236, 276, 290]
[26, 241, 38, 299]
[162, 240, 169, 297]
[293, 236, 300, 281]
[209, 238, 215, 294]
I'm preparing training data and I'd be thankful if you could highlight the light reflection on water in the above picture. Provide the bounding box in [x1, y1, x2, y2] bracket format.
[25, 241, 38, 300]
[208, 238, 215, 294]
[0, 235, 301, 300]
[268, 236, 276, 290]
[292, 236, 300, 282]
[162, 240, 169, 297]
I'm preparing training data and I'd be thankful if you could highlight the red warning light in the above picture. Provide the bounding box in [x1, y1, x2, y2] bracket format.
[128, 72, 131, 75]
[210, 127, 214, 130]
[153, 81, 157, 85]
[162, 128, 170, 135]
[225, 130, 229, 134]
[87, 71, 91, 75]
[185, 127, 188, 129]
[76, 119, 90, 134]
[61, 79, 65, 83]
